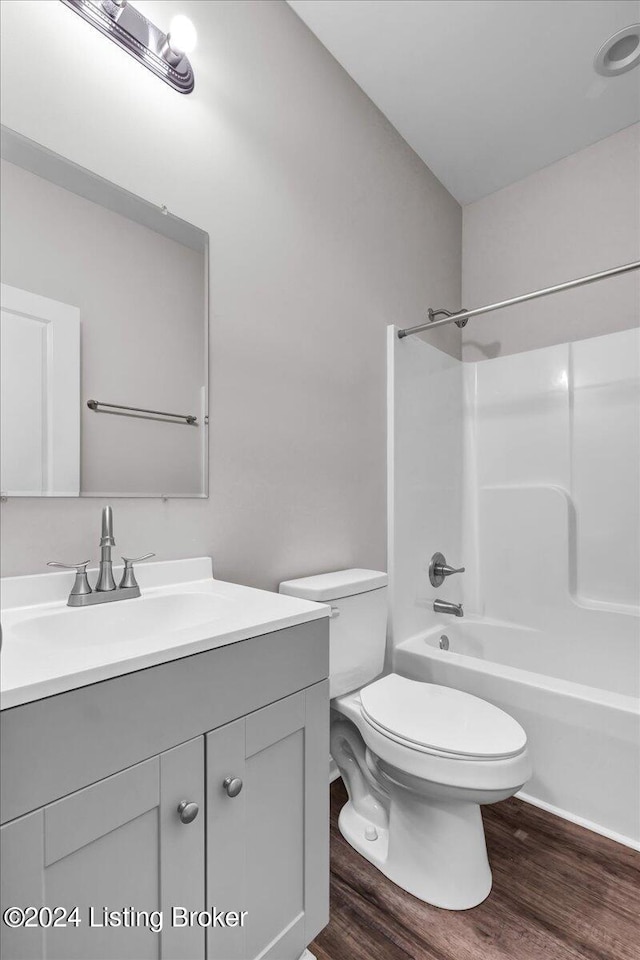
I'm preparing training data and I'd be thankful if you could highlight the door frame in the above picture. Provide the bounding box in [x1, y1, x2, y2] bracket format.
[1, 282, 80, 496]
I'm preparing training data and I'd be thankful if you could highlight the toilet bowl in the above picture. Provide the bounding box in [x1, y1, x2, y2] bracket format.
[331, 675, 530, 909]
[279, 569, 532, 910]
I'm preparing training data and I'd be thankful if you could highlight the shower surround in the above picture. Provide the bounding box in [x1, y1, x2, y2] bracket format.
[387, 325, 640, 848]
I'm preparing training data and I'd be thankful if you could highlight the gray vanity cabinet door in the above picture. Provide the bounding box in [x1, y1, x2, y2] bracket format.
[206, 681, 329, 960]
[0, 737, 205, 960]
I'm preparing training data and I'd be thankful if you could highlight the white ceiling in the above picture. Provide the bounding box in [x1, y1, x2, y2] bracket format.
[287, 0, 640, 204]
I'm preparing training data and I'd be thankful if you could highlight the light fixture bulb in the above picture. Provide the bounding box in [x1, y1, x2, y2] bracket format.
[168, 15, 197, 56]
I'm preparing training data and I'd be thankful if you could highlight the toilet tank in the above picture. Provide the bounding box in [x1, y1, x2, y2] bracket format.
[279, 569, 388, 698]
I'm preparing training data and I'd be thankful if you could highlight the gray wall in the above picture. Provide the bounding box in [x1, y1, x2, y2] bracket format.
[0, 0, 461, 586]
[1, 159, 206, 497]
[462, 123, 639, 361]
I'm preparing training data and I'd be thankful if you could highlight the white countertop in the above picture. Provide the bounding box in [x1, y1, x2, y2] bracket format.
[0, 557, 329, 710]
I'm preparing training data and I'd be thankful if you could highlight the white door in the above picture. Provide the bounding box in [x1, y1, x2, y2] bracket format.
[1, 284, 80, 496]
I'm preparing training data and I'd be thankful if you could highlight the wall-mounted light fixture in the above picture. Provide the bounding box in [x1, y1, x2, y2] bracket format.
[60, 1, 197, 94]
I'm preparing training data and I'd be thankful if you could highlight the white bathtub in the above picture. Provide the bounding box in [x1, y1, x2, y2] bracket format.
[394, 619, 640, 849]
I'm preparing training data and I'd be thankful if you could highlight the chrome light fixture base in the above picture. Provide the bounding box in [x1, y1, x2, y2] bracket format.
[60, 0, 195, 94]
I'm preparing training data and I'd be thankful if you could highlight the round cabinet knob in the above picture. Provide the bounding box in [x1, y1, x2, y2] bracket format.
[223, 776, 243, 798]
[177, 800, 199, 824]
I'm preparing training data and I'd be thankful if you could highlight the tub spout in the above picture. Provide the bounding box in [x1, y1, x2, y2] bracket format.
[434, 599, 463, 617]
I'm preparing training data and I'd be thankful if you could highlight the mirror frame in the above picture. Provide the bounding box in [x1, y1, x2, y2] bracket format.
[0, 125, 209, 499]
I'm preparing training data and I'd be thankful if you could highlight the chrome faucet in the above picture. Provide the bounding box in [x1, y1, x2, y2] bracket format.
[433, 599, 464, 617]
[48, 506, 154, 607]
[96, 505, 117, 592]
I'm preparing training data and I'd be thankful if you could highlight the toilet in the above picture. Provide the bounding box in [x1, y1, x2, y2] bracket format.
[279, 569, 531, 910]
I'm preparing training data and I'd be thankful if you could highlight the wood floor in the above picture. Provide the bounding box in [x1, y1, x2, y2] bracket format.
[310, 780, 640, 960]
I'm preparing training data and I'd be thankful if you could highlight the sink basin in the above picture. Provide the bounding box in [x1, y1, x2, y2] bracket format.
[11, 592, 228, 648]
[0, 556, 329, 709]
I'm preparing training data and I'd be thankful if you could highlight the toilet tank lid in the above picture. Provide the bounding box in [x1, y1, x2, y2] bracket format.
[279, 568, 388, 601]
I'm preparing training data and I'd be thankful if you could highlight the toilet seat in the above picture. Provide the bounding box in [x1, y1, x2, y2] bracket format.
[360, 674, 527, 760]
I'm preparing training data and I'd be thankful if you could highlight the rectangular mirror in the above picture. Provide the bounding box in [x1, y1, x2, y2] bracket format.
[0, 126, 208, 498]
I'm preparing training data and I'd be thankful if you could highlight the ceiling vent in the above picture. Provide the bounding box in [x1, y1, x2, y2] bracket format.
[594, 25, 640, 77]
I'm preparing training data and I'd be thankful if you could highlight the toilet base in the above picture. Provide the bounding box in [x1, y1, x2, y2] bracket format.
[338, 788, 492, 910]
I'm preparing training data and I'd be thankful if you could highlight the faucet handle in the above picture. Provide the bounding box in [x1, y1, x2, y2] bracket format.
[47, 561, 92, 597]
[119, 553, 155, 590]
[47, 560, 91, 569]
[429, 552, 465, 587]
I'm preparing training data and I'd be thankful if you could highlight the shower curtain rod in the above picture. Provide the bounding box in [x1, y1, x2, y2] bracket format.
[397, 260, 640, 339]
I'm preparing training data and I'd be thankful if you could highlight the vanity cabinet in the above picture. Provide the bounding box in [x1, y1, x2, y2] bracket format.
[1, 739, 205, 960]
[206, 684, 327, 960]
[1, 620, 330, 960]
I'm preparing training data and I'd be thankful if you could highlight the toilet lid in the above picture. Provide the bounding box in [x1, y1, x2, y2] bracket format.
[360, 675, 527, 759]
